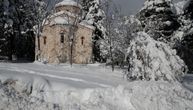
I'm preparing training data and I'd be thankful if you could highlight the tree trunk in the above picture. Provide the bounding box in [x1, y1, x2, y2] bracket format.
[70, 39, 73, 66]
[110, 46, 114, 71]
[36, 24, 41, 60]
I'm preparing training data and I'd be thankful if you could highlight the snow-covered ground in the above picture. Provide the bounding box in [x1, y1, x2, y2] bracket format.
[0, 62, 127, 89]
[0, 62, 193, 110]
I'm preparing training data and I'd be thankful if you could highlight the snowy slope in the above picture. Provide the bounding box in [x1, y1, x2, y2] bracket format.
[0, 62, 193, 110]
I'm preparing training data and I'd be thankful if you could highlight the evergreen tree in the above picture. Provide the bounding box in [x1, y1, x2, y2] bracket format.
[81, 0, 106, 62]
[184, 0, 193, 19]
[0, 0, 47, 61]
[137, 0, 180, 42]
[0, 0, 13, 60]
[7, 0, 37, 60]
[174, 0, 193, 72]
[0, 0, 6, 58]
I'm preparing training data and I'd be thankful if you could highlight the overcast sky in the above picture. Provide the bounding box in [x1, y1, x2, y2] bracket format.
[113, 0, 145, 15]
[113, 0, 181, 15]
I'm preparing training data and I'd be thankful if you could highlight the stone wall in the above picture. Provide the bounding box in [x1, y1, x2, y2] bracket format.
[36, 3, 94, 64]
[36, 23, 93, 64]
[73, 24, 93, 64]
[37, 25, 69, 63]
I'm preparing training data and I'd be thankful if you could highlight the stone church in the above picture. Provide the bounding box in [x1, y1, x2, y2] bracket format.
[36, 0, 94, 64]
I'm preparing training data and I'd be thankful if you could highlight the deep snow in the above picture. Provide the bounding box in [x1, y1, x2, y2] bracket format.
[0, 62, 193, 110]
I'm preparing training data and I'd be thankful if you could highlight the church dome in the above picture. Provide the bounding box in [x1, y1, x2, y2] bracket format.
[55, 0, 82, 9]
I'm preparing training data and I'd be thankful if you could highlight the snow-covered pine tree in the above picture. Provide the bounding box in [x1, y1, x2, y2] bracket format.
[0, 0, 48, 61]
[6, 0, 37, 60]
[0, 0, 13, 60]
[184, 0, 193, 19]
[174, 0, 193, 72]
[126, 32, 187, 81]
[182, 0, 193, 72]
[0, 0, 6, 58]
[137, 0, 180, 42]
[81, 0, 106, 62]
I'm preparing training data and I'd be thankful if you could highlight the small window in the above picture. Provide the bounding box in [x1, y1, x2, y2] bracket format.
[43, 36, 47, 45]
[60, 34, 64, 43]
[81, 36, 84, 45]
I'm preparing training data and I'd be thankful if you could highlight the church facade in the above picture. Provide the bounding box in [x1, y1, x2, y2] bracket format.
[36, 0, 94, 64]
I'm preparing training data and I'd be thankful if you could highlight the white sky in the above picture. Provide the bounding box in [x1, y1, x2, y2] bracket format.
[113, 0, 182, 15]
[113, 0, 145, 15]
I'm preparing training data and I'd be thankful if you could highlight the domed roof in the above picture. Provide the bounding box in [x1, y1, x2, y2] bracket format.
[55, 0, 81, 8]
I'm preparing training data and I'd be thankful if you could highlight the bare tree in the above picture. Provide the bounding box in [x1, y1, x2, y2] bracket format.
[102, 1, 140, 71]
[32, 0, 59, 61]
[103, 0, 119, 71]
[66, 0, 82, 66]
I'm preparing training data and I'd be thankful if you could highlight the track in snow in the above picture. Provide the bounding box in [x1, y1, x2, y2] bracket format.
[0, 62, 127, 89]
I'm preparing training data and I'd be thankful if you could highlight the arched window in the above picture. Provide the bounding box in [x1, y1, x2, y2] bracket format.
[60, 29, 66, 43]
[43, 36, 47, 45]
[81, 36, 84, 45]
[60, 33, 64, 43]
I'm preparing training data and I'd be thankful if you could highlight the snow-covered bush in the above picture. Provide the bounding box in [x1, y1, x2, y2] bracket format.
[126, 32, 187, 81]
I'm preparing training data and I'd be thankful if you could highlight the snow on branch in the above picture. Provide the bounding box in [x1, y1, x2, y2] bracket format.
[126, 32, 187, 82]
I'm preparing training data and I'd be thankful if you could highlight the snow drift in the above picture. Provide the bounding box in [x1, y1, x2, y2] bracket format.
[126, 32, 187, 81]
[0, 80, 56, 110]
[0, 79, 193, 110]
[0, 63, 192, 110]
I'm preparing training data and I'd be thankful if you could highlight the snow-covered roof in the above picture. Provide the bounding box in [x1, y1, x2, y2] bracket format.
[49, 11, 78, 19]
[47, 17, 95, 29]
[46, 10, 80, 26]
[50, 16, 70, 26]
[55, 0, 81, 8]
[79, 21, 95, 30]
